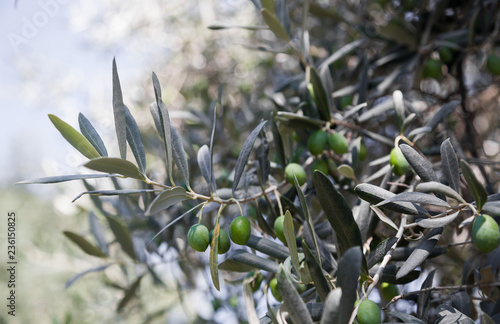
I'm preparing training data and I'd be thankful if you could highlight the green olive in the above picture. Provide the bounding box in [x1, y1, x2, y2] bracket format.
[423, 59, 443, 80]
[270, 278, 282, 301]
[357, 300, 381, 324]
[187, 224, 210, 252]
[308, 130, 328, 156]
[328, 132, 348, 155]
[312, 159, 329, 175]
[230, 216, 251, 245]
[209, 228, 231, 254]
[274, 215, 286, 244]
[390, 147, 410, 177]
[285, 163, 307, 186]
[380, 282, 398, 301]
[472, 214, 500, 253]
[486, 54, 500, 75]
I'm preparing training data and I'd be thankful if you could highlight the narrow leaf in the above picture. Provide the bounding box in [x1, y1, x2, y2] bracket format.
[313, 171, 366, 273]
[425, 101, 460, 130]
[65, 265, 111, 289]
[170, 125, 190, 187]
[417, 212, 460, 228]
[145, 187, 191, 216]
[78, 113, 108, 157]
[393, 90, 405, 133]
[303, 243, 331, 302]
[48, 114, 100, 159]
[124, 105, 146, 174]
[84, 157, 146, 181]
[400, 144, 439, 183]
[416, 181, 466, 204]
[208, 99, 218, 196]
[228, 250, 280, 273]
[284, 210, 301, 281]
[310, 67, 331, 121]
[276, 265, 314, 324]
[243, 283, 260, 324]
[89, 212, 108, 255]
[261, 8, 290, 42]
[440, 139, 460, 193]
[112, 58, 127, 159]
[320, 289, 343, 324]
[418, 270, 435, 320]
[435, 304, 474, 324]
[396, 227, 443, 279]
[367, 237, 398, 269]
[232, 120, 267, 196]
[336, 247, 362, 324]
[117, 275, 144, 311]
[355, 183, 428, 216]
[389, 311, 425, 324]
[461, 160, 487, 212]
[218, 259, 255, 273]
[376, 192, 450, 208]
[73, 189, 160, 203]
[210, 213, 221, 290]
[63, 231, 107, 258]
[245, 235, 289, 260]
[370, 206, 399, 232]
[17, 173, 116, 184]
[197, 145, 216, 193]
[105, 215, 137, 260]
[152, 72, 174, 185]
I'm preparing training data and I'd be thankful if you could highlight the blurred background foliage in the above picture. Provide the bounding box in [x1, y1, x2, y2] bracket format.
[3, 0, 500, 323]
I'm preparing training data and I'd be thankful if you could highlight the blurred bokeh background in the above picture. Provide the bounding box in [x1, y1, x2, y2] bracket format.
[0, 1, 268, 323]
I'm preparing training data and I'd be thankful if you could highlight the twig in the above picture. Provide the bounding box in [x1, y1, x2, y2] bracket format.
[383, 282, 500, 309]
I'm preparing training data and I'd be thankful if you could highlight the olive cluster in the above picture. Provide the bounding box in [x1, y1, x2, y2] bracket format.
[187, 216, 251, 254]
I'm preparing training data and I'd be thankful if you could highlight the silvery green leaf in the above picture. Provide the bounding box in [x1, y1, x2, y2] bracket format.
[78, 113, 108, 157]
[112, 58, 127, 159]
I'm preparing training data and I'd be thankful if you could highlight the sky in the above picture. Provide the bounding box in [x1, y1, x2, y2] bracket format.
[0, 0, 172, 196]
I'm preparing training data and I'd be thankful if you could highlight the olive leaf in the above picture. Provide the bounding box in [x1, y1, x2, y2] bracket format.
[396, 227, 443, 279]
[17, 173, 116, 184]
[461, 160, 487, 212]
[105, 215, 137, 260]
[375, 192, 450, 208]
[320, 288, 343, 324]
[145, 187, 192, 216]
[227, 249, 280, 273]
[78, 113, 108, 157]
[63, 231, 107, 258]
[232, 120, 267, 196]
[84, 157, 146, 181]
[48, 114, 101, 159]
[440, 139, 460, 193]
[310, 67, 331, 121]
[276, 265, 314, 324]
[245, 235, 289, 260]
[124, 105, 146, 174]
[418, 270, 435, 321]
[112, 58, 127, 159]
[261, 8, 290, 42]
[336, 247, 362, 324]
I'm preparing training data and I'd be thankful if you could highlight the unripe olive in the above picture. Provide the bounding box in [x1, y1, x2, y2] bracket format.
[230, 216, 251, 245]
[270, 278, 282, 301]
[285, 163, 307, 185]
[390, 147, 410, 177]
[308, 130, 328, 156]
[328, 132, 348, 155]
[423, 59, 443, 80]
[209, 228, 231, 254]
[187, 224, 210, 252]
[357, 300, 382, 324]
[274, 215, 286, 244]
[472, 214, 500, 253]
[486, 54, 500, 75]
[380, 282, 398, 301]
[312, 159, 329, 175]
[246, 271, 263, 293]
